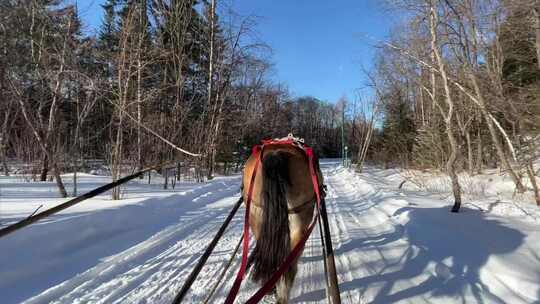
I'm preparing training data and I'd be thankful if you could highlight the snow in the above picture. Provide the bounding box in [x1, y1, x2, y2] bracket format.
[1, 162, 539, 303]
[391, 168, 540, 223]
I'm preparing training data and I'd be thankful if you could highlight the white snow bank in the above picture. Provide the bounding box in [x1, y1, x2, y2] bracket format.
[327, 166, 540, 303]
[1, 163, 539, 304]
[379, 168, 540, 223]
[0, 175, 241, 304]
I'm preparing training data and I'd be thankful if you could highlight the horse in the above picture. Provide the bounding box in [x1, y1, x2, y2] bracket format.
[242, 138, 323, 303]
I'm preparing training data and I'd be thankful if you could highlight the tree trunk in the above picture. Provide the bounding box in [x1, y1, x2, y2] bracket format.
[163, 168, 169, 190]
[208, 100, 224, 180]
[476, 128, 483, 174]
[52, 162, 67, 197]
[0, 131, 9, 176]
[73, 170, 77, 197]
[137, 54, 143, 178]
[447, 126, 462, 213]
[14, 94, 66, 197]
[526, 161, 540, 206]
[111, 99, 125, 200]
[466, 131, 473, 176]
[1, 149, 8, 176]
[40, 154, 49, 181]
[356, 103, 377, 173]
[38, 12, 70, 196]
[419, 86, 426, 126]
[358, 124, 373, 172]
[111, 122, 124, 200]
[429, 0, 462, 212]
[533, 7, 540, 70]
[468, 73, 525, 192]
[206, 0, 216, 180]
[0, 107, 11, 176]
[72, 118, 82, 197]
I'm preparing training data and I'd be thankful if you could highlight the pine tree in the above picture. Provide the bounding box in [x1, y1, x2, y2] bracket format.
[380, 88, 417, 168]
[99, 0, 119, 53]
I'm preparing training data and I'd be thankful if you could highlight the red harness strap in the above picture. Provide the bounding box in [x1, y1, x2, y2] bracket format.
[224, 140, 322, 304]
[224, 145, 262, 304]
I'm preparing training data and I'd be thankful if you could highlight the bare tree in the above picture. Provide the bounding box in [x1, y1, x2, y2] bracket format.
[0, 102, 16, 176]
[110, 5, 140, 200]
[428, 0, 462, 212]
[532, 1, 540, 69]
[7, 3, 78, 197]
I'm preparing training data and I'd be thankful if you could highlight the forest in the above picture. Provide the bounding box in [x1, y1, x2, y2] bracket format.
[369, 0, 540, 210]
[0, 0, 539, 210]
[0, 0, 352, 199]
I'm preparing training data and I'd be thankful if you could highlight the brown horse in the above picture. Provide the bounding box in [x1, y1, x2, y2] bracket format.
[242, 140, 323, 303]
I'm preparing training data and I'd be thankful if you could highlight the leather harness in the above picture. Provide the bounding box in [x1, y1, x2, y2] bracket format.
[250, 198, 316, 214]
[225, 135, 325, 304]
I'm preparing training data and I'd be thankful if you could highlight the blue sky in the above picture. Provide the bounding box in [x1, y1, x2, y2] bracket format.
[78, 0, 392, 103]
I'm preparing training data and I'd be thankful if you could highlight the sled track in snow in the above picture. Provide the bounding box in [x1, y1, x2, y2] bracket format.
[22, 181, 251, 304]
[19, 164, 352, 304]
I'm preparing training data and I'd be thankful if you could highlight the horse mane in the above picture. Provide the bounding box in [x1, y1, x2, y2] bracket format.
[251, 150, 291, 283]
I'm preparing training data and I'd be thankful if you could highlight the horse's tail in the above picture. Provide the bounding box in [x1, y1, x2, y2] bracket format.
[251, 151, 291, 283]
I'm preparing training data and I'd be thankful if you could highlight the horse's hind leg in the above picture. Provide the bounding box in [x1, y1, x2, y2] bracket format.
[276, 263, 298, 304]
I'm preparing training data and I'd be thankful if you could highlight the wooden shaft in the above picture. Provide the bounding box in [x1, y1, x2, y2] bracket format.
[318, 214, 331, 302]
[173, 196, 243, 304]
[320, 197, 341, 304]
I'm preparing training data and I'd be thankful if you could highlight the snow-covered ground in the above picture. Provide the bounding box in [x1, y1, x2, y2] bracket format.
[1, 161, 539, 303]
[392, 168, 540, 223]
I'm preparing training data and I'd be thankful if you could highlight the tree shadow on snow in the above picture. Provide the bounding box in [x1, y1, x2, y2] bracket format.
[337, 206, 526, 304]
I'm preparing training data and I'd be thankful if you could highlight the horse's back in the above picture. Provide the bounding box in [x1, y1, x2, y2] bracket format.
[242, 144, 320, 208]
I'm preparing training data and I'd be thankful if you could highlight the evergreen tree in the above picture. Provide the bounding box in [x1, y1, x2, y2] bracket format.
[380, 88, 417, 167]
[99, 0, 120, 51]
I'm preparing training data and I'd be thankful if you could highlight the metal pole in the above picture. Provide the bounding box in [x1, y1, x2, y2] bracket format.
[344, 146, 348, 168]
[341, 103, 346, 166]
[173, 196, 243, 304]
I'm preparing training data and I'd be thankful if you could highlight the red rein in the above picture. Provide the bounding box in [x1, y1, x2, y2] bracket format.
[224, 139, 321, 304]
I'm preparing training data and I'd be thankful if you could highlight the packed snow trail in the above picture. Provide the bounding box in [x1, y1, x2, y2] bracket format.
[1, 162, 539, 303]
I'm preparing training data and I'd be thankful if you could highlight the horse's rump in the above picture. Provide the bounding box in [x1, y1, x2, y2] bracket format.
[244, 143, 320, 281]
[251, 150, 292, 282]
